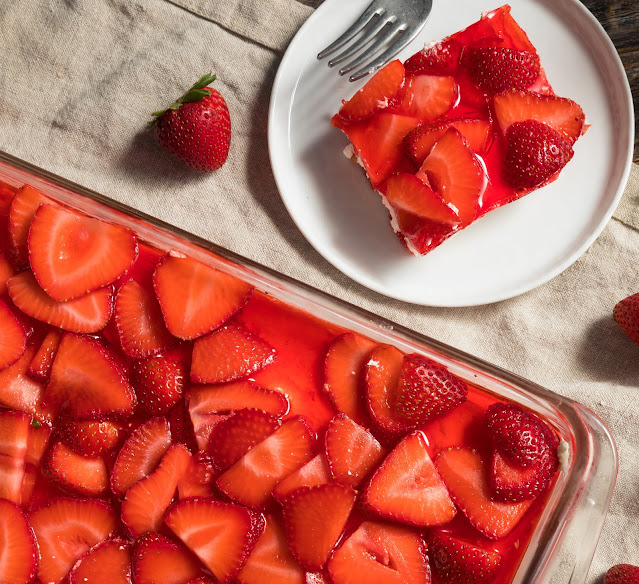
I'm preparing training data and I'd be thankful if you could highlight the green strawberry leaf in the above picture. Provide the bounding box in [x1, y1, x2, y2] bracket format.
[150, 73, 217, 123]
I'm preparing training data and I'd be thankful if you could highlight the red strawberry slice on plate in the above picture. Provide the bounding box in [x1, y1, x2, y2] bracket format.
[121, 443, 192, 538]
[0, 409, 30, 504]
[191, 321, 276, 384]
[404, 40, 463, 76]
[216, 416, 315, 509]
[428, 530, 501, 583]
[273, 453, 332, 501]
[132, 351, 188, 415]
[493, 90, 586, 143]
[0, 498, 39, 584]
[614, 292, 639, 346]
[8, 271, 113, 333]
[404, 118, 491, 167]
[390, 74, 458, 121]
[165, 497, 265, 584]
[337, 60, 405, 121]
[328, 521, 429, 584]
[394, 354, 468, 427]
[27, 327, 62, 382]
[28, 204, 138, 301]
[462, 46, 540, 94]
[363, 431, 456, 527]
[44, 441, 109, 496]
[68, 538, 132, 584]
[59, 419, 121, 457]
[8, 183, 51, 269]
[207, 408, 281, 470]
[502, 119, 573, 191]
[44, 333, 136, 420]
[237, 513, 305, 584]
[416, 128, 486, 226]
[282, 484, 356, 570]
[110, 416, 172, 497]
[385, 172, 461, 226]
[114, 279, 176, 358]
[0, 298, 27, 369]
[153, 251, 253, 340]
[435, 446, 532, 539]
[323, 332, 376, 424]
[133, 532, 204, 584]
[324, 413, 384, 489]
[29, 498, 117, 584]
[0, 343, 46, 419]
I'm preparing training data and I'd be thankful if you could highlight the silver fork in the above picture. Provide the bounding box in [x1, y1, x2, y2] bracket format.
[317, 0, 433, 82]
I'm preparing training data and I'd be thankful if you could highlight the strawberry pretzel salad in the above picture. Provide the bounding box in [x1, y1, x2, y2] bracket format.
[333, 5, 587, 256]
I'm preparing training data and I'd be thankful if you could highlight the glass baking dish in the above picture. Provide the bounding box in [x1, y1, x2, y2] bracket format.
[0, 150, 617, 583]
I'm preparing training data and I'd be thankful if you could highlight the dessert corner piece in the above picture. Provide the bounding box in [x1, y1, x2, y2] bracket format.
[332, 4, 587, 256]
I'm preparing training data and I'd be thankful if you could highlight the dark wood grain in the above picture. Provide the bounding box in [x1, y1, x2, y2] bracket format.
[580, 0, 638, 161]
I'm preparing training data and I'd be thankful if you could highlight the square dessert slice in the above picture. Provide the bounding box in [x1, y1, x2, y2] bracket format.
[332, 4, 586, 256]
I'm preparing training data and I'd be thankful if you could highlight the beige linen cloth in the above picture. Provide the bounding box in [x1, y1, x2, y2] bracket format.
[0, 0, 636, 581]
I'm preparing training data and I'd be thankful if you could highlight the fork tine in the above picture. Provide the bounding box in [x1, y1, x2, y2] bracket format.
[348, 33, 410, 81]
[327, 13, 393, 67]
[338, 21, 405, 75]
[317, 0, 383, 60]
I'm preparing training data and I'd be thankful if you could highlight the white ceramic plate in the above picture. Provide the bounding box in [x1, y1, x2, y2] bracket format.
[268, 0, 634, 306]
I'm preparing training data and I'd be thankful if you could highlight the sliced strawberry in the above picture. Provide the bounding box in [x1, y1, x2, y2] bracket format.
[237, 514, 305, 584]
[404, 40, 463, 75]
[121, 443, 191, 538]
[0, 252, 16, 294]
[502, 119, 573, 191]
[28, 204, 138, 301]
[188, 380, 289, 449]
[327, 521, 429, 584]
[123, 241, 164, 288]
[394, 354, 468, 427]
[614, 292, 639, 346]
[0, 298, 27, 369]
[273, 453, 332, 502]
[493, 90, 586, 143]
[334, 112, 420, 186]
[0, 498, 38, 584]
[133, 532, 204, 584]
[153, 251, 253, 340]
[190, 321, 276, 384]
[8, 271, 113, 333]
[435, 446, 532, 539]
[364, 344, 409, 444]
[385, 173, 461, 226]
[26, 327, 62, 382]
[363, 431, 455, 527]
[44, 333, 136, 419]
[68, 538, 132, 584]
[428, 530, 501, 583]
[44, 441, 109, 496]
[178, 450, 215, 498]
[404, 118, 492, 166]
[207, 408, 281, 470]
[325, 413, 384, 488]
[22, 419, 52, 504]
[0, 409, 30, 504]
[391, 74, 458, 120]
[391, 207, 458, 256]
[490, 449, 558, 502]
[282, 484, 356, 570]
[114, 279, 176, 358]
[216, 417, 315, 509]
[58, 418, 121, 457]
[0, 343, 46, 418]
[323, 332, 376, 424]
[338, 60, 405, 121]
[8, 184, 51, 269]
[132, 351, 187, 415]
[165, 498, 265, 583]
[29, 498, 117, 584]
[110, 416, 172, 497]
[462, 46, 540, 94]
[167, 398, 198, 450]
[416, 128, 485, 226]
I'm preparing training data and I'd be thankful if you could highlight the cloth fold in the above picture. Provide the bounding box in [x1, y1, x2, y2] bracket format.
[0, 0, 636, 581]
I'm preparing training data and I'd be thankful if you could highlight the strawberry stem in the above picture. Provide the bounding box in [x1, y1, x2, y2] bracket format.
[150, 73, 217, 123]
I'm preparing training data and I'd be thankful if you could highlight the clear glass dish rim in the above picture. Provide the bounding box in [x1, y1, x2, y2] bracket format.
[0, 150, 619, 583]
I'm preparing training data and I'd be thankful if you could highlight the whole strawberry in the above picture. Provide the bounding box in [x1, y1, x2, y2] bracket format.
[151, 73, 231, 171]
[613, 292, 639, 346]
[604, 564, 639, 584]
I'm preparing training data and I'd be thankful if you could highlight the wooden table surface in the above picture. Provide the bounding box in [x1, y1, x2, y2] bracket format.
[582, 0, 638, 162]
